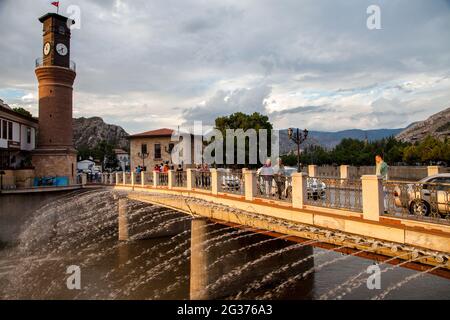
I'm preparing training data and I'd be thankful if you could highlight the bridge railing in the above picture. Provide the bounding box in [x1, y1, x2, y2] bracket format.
[174, 170, 187, 188]
[104, 165, 449, 226]
[218, 169, 244, 196]
[158, 172, 169, 187]
[304, 177, 363, 212]
[194, 170, 212, 191]
[383, 180, 450, 225]
[255, 174, 292, 202]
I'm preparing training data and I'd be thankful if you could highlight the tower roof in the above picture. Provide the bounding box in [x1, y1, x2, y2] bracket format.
[38, 13, 73, 24]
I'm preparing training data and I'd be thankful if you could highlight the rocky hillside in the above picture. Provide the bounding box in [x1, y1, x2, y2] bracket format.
[396, 107, 450, 143]
[73, 117, 129, 150]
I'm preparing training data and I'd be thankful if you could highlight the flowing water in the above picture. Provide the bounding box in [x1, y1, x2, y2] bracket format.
[0, 189, 449, 300]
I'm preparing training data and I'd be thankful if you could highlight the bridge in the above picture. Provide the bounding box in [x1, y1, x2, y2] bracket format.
[97, 165, 450, 278]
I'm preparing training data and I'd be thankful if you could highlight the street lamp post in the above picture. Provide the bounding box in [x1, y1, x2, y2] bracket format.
[287, 128, 308, 173]
[137, 152, 149, 170]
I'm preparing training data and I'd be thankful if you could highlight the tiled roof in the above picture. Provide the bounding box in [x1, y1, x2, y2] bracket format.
[129, 128, 174, 138]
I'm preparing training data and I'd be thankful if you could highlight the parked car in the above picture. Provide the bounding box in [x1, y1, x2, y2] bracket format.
[256, 167, 326, 200]
[217, 168, 241, 191]
[393, 173, 450, 217]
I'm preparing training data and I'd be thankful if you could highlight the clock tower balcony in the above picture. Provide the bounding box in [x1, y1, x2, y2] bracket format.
[35, 57, 76, 72]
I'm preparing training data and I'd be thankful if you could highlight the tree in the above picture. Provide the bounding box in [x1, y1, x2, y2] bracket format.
[13, 107, 33, 118]
[77, 141, 119, 170]
[214, 112, 273, 168]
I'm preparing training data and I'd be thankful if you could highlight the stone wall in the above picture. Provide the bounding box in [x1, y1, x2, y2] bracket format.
[32, 153, 77, 184]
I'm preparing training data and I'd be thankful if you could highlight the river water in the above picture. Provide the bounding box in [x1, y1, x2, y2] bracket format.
[0, 189, 449, 300]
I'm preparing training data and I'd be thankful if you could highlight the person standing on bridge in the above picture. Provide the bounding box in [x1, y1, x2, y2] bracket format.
[375, 154, 389, 181]
[260, 159, 274, 196]
[273, 158, 286, 199]
[375, 154, 389, 212]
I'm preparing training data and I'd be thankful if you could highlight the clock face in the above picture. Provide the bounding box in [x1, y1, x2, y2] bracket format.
[43, 42, 51, 56]
[56, 43, 68, 56]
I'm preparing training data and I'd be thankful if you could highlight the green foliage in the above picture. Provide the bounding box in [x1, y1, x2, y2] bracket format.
[282, 135, 449, 166]
[214, 112, 273, 167]
[77, 141, 119, 170]
[13, 107, 33, 118]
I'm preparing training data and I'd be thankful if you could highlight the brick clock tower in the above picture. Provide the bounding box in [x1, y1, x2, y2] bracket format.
[32, 13, 77, 184]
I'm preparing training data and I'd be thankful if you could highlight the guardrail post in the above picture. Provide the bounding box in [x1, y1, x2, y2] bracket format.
[308, 165, 317, 178]
[131, 172, 135, 189]
[427, 166, 441, 176]
[153, 171, 158, 187]
[244, 170, 257, 201]
[168, 170, 175, 189]
[291, 172, 307, 209]
[187, 169, 195, 191]
[361, 175, 383, 222]
[115, 172, 120, 185]
[340, 165, 349, 180]
[81, 173, 87, 186]
[122, 172, 126, 185]
[210, 169, 218, 195]
[141, 171, 145, 187]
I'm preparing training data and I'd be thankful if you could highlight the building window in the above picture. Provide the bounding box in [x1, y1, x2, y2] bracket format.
[8, 121, 12, 140]
[1, 120, 6, 139]
[141, 143, 147, 155]
[27, 127, 31, 144]
[168, 143, 174, 153]
[154, 143, 161, 159]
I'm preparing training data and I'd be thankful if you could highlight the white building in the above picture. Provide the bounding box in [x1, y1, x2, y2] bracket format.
[77, 159, 95, 173]
[0, 99, 38, 169]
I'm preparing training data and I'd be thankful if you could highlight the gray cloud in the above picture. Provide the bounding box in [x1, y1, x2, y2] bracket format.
[182, 85, 271, 125]
[0, 0, 449, 133]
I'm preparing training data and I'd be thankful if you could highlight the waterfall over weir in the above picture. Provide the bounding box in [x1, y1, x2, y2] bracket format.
[0, 189, 449, 300]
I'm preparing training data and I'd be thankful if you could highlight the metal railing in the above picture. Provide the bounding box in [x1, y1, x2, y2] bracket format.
[174, 171, 187, 188]
[194, 170, 211, 191]
[218, 170, 245, 195]
[35, 57, 76, 72]
[304, 177, 363, 212]
[256, 174, 292, 202]
[124, 173, 131, 185]
[384, 180, 450, 224]
[143, 171, 153, 185]
[158, 172, 169, 186]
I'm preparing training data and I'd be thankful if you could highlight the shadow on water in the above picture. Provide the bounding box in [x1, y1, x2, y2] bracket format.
[0, 189, 449, 300]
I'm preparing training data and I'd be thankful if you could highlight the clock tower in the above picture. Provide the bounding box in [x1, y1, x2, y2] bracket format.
[32, 13, 77, 184]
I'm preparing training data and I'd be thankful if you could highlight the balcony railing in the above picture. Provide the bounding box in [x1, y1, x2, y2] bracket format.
[35, 58, 76, 72]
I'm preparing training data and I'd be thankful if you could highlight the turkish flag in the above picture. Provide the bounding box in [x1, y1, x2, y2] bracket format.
[51, 1, 59, 7]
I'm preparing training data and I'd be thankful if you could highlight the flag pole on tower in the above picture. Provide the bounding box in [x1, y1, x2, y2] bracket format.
[51, 1, 60, 14]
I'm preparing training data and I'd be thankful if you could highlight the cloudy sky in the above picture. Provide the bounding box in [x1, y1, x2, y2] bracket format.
[0, 0, 449, 134]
